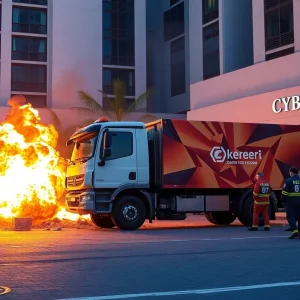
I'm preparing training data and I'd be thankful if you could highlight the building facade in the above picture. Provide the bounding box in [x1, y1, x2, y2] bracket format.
[0, 0, 146, 109]
[146, 0, 254, 114]
[1, 0, 298, 120]
[187, 0, 300, 124]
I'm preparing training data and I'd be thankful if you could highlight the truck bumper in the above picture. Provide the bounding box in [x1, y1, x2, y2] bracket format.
[65, 191, 95, 215]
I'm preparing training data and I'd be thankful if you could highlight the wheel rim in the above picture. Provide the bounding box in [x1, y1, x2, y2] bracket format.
[122, 204, 139, 222]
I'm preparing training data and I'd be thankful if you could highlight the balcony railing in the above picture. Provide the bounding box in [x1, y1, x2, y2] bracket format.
[12, 51, 47, 62]
[13, 0, 48, 5]
[203, 10, 219, 25]
[265, 31, 294, 51]
[103, 29, 133, 39]
[12, 23, 47, 35]
[103, 85, 135, 96]
[11, 81, 47, 93]
[103, 56, 134, 66]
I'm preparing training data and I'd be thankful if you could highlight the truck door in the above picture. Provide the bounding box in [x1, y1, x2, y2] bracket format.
[94, 128, 137, 188]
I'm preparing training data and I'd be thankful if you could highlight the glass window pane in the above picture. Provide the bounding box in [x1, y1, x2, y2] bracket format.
[203, 22, 220, 79]
[170, 37, 186, 96]
[107, 132, 133, 160]
[265, 9, 279, 38]
[280, 3, 293, 34]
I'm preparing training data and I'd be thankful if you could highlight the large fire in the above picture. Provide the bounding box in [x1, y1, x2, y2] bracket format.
[0, 97, 87, 224]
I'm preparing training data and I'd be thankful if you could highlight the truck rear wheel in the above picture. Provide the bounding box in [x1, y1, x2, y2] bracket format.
[238, 194, 271, 227]
[112, 195, 146, 230]
[90, 214, 115, 229]
[205, 212, 236, 225]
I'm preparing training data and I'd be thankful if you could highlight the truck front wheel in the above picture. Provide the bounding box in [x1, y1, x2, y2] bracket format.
[112, 195, 146, 230]
[205, 212, 236, 225]
[90, 214, 116, 228]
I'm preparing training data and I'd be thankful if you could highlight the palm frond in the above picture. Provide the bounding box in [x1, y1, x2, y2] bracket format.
[125, 88, 154, 115]
[113, 79, 126, 121]
[77, 90, 112, 119]
[97, 89, 117, 120]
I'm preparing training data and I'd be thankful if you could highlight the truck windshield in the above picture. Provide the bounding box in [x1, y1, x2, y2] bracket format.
[70, 135, 98, 163]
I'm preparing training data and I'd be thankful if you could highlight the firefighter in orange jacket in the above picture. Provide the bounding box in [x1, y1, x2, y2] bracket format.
[248, 172, 272, 231]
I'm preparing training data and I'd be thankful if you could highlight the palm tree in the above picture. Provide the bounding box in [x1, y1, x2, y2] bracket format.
[70, 79, 156, 122]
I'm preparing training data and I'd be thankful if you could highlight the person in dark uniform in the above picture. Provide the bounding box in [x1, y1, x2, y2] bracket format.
[248, 172, 272, 231]
[281, 166, 300, 239]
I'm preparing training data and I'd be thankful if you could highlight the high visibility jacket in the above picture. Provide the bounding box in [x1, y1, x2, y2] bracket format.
[281, 175, 300, 202]
[253, 178, 272, 205]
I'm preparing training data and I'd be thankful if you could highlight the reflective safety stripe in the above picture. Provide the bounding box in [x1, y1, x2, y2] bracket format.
[292, 230, 299, 234]
[252, 225, 258, 228]
[253, 192, 270, 197]
[282, 191, 300, 196]
[281, 191, 300, 197]
[254, 201, 270, 205]
[264, 225, 270, 227]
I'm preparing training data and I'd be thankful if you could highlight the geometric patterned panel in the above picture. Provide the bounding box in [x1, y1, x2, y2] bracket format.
[162, 119, 300, 189]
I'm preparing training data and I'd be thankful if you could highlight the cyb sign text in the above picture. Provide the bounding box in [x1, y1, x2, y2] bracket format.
[272, 95, 300, 113]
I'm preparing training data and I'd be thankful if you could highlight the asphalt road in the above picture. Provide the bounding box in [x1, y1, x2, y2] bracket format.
[0, 223, 299, 300]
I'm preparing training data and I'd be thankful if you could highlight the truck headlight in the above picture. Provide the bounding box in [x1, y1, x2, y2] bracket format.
[81, 195, 93, 202]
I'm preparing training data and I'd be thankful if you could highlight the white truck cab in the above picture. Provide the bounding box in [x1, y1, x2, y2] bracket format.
[65, 119, 152, 230]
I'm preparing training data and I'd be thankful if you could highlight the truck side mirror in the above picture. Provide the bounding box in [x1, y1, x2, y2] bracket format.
[98, 130, 112, 166]
[105, 132, 112, 148]
[103, 148, 111, 158]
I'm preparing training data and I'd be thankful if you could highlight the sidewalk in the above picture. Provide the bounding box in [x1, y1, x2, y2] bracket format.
[141, 212, 287, 230]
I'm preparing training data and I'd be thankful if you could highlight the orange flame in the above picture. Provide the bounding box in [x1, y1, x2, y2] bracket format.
[0, 101, 88, 223]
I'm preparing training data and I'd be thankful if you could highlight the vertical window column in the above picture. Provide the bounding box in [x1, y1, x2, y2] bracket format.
[11, 1, 48, 108]
[265, 0, 294, 59]
[170, 37, 185, 97]
[202, 0, 220, 80]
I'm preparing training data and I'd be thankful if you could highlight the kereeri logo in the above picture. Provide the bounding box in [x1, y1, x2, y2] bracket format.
[210, 146, 226, 163]
[210, 146, 263, 165]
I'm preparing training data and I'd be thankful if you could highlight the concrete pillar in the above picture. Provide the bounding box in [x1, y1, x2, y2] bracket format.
[0, 0, 13, 106]
[252, 0, 266, 64]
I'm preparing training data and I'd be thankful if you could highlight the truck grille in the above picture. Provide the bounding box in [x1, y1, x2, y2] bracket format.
[67, 175, 84, 187]
[66, 194, 80, 207]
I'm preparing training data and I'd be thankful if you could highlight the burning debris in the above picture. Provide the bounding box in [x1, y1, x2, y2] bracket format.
[0, 96, 90, 228]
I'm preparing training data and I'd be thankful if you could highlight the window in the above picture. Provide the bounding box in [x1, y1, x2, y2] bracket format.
[105, 132, 133, 160]
[265, 0, 294, 51]
[103, 0, 134, 12]
[266, 46, 294, 61]
[11, 94, 47, 108]
[12, 36, 47, 61]
[103, 39, 134, 66]
[170, 37, 186, 97]
[103, 0, 135, 66]
[13, 0, 47, 5]
[12, 7, 47, 34]
[164, 1, 184, 42]
[203, 22, 220, 80]
[103, 68, 135, 96]
[11, 64, 47, 93]
[203, 0, 219, 24]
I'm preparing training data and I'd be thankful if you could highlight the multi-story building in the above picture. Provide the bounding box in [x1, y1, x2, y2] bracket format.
[0, 0, 146, 109]
[0, 0, 299, 124]
[147, 0, 254, 114]
[147, 0, 299, 118]
[188, 0, 300, 124]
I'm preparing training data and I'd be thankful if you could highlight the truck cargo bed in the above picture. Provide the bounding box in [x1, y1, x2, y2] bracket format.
[146, 119, 300, 190]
